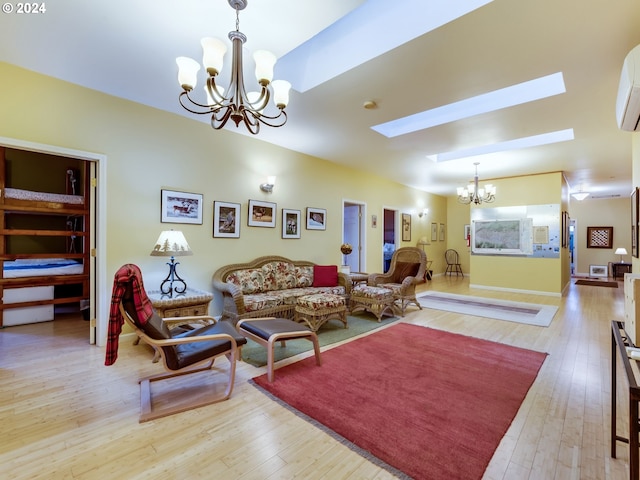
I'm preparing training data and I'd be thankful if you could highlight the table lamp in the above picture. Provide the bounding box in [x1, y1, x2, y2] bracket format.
[615, 247, 628, 263]
[150, 230, 193, 297]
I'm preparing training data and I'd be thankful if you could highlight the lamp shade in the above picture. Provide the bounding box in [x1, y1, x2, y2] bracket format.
[176, 57, 200, 90]
[615, 247, 628, 256]
[418, 236, 429, 245]
[150, 230, 193, 257]
[201, 37, 227, 76]
[571, 192, 589, 201]
[271, 80, 291, 108]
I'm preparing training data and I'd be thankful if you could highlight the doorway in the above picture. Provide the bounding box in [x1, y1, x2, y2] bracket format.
[0, 136, 106, 345]
[342, 201, 365, 273]
[383, 208, 398, 272]
[569, 218, 576, 275]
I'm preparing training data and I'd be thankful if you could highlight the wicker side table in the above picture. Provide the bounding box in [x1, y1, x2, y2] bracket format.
[147, 288, 213, 318]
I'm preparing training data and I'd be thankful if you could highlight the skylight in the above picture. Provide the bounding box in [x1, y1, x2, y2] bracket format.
[372, 72, 567, 138]
[425, 128, 575, 163]
[276, 0, 494, 93]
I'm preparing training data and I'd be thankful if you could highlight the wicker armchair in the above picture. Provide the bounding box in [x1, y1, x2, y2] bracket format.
[368, 247, 426, 316]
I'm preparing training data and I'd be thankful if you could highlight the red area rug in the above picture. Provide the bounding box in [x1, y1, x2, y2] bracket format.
[252, 323, 547, 480]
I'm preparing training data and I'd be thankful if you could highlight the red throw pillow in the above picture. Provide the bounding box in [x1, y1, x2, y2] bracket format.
[313, 265, 338, 287]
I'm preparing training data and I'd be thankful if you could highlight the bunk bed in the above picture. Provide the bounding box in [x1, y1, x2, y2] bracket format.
[0, 147, 90, 327]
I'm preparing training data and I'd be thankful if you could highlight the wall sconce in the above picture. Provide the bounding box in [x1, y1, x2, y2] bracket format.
[418, 208, 428, 218]
[260, 175, 276, 193]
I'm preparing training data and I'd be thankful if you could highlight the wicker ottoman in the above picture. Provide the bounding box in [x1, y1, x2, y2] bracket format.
[295, 293, 347, 332]
[349, 284, 395, 322]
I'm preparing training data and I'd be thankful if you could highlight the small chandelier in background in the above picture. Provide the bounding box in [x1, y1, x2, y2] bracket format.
[176, 0, 291, 134]
[571, 185, 590, 201]
[457, 162, 496, 205]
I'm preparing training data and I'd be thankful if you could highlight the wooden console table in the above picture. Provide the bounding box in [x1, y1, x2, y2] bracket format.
[613, 263, 632, 280]
[611, 320, 640, 479]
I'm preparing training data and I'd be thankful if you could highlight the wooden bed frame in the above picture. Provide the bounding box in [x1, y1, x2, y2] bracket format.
[0, 147, 90, 327]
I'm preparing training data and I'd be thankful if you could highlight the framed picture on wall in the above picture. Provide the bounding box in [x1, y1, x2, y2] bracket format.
[248, 199, 276, 227]
[402, 213, 411, 241]
[439, 223, 445, 242]
[213, 201, 240, 238]
[161, 189, 203, 224]
[431, 223, 438, 242]
[282, 209, 301, 239]
[586, 226, 613, 249]
[306, 207, 326, 230]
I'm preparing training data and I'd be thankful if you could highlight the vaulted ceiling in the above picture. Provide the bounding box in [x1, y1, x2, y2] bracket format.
[2, 0, 640, 199]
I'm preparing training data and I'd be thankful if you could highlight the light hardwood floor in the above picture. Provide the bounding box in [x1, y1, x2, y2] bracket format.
[0, 276, 632, 479]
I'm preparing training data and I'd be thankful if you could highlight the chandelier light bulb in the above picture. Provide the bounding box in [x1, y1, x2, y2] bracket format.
[253, 50, 276, 85]
[176, 57, 200, 91]
[201, 37, 227, 76]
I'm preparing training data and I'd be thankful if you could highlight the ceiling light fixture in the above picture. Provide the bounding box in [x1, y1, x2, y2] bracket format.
[571, 185, 590, 201]
[176, 0, 291, 134]
[457, 163, 496, 205]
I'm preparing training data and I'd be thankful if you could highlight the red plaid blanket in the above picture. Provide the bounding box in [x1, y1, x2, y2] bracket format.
[105, 264, 154, 366]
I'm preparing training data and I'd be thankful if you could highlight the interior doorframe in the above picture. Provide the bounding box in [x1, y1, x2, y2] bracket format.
[382, 206, 400, 272]
[342, 199, 366, 273]
[0, 136, 107, 346]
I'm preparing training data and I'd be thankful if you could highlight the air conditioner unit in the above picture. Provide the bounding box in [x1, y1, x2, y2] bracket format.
[617, 44, 640, 131]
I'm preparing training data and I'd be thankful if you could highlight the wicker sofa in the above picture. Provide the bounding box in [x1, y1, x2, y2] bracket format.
[212, 255, 351, 324]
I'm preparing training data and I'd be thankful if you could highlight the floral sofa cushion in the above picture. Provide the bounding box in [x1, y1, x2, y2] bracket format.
[228, 262, 319, 295]
[243, 286, 346, 312]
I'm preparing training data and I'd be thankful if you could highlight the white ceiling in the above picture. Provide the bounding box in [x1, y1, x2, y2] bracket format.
[2, 0, 640, 200]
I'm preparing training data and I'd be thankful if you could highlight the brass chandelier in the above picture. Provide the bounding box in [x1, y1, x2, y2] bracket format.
[457, 162, 496, 205]
[176, 0, 291, 134]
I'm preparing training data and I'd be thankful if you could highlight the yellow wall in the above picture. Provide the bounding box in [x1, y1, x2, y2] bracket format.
[569, 197, 631, 275]
[469, 172, 567, 295]
[0, 62, 447, 317]
[446, 197, 471, 273]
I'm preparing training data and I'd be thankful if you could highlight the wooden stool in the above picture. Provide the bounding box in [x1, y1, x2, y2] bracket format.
[295, 293, 347, 332]
[349, 284, 395, 322]
[236, 317, 322, 382]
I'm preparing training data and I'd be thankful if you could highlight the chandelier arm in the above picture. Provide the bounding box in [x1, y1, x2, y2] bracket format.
[242, 112, 261, 135]
[254, 110, 288, 128]
[205, 78, 229, 108]
[210, 106, 234, 130]
[178, 91, 222, 115]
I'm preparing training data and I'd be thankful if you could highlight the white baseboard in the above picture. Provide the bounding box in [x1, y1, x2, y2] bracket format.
[469, 283, 561, 298]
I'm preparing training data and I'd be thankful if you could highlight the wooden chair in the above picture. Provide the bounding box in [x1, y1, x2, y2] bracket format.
[444, 249, 463, 276]
[368, 247, 426, 315]
[109, 264, 247, 422]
